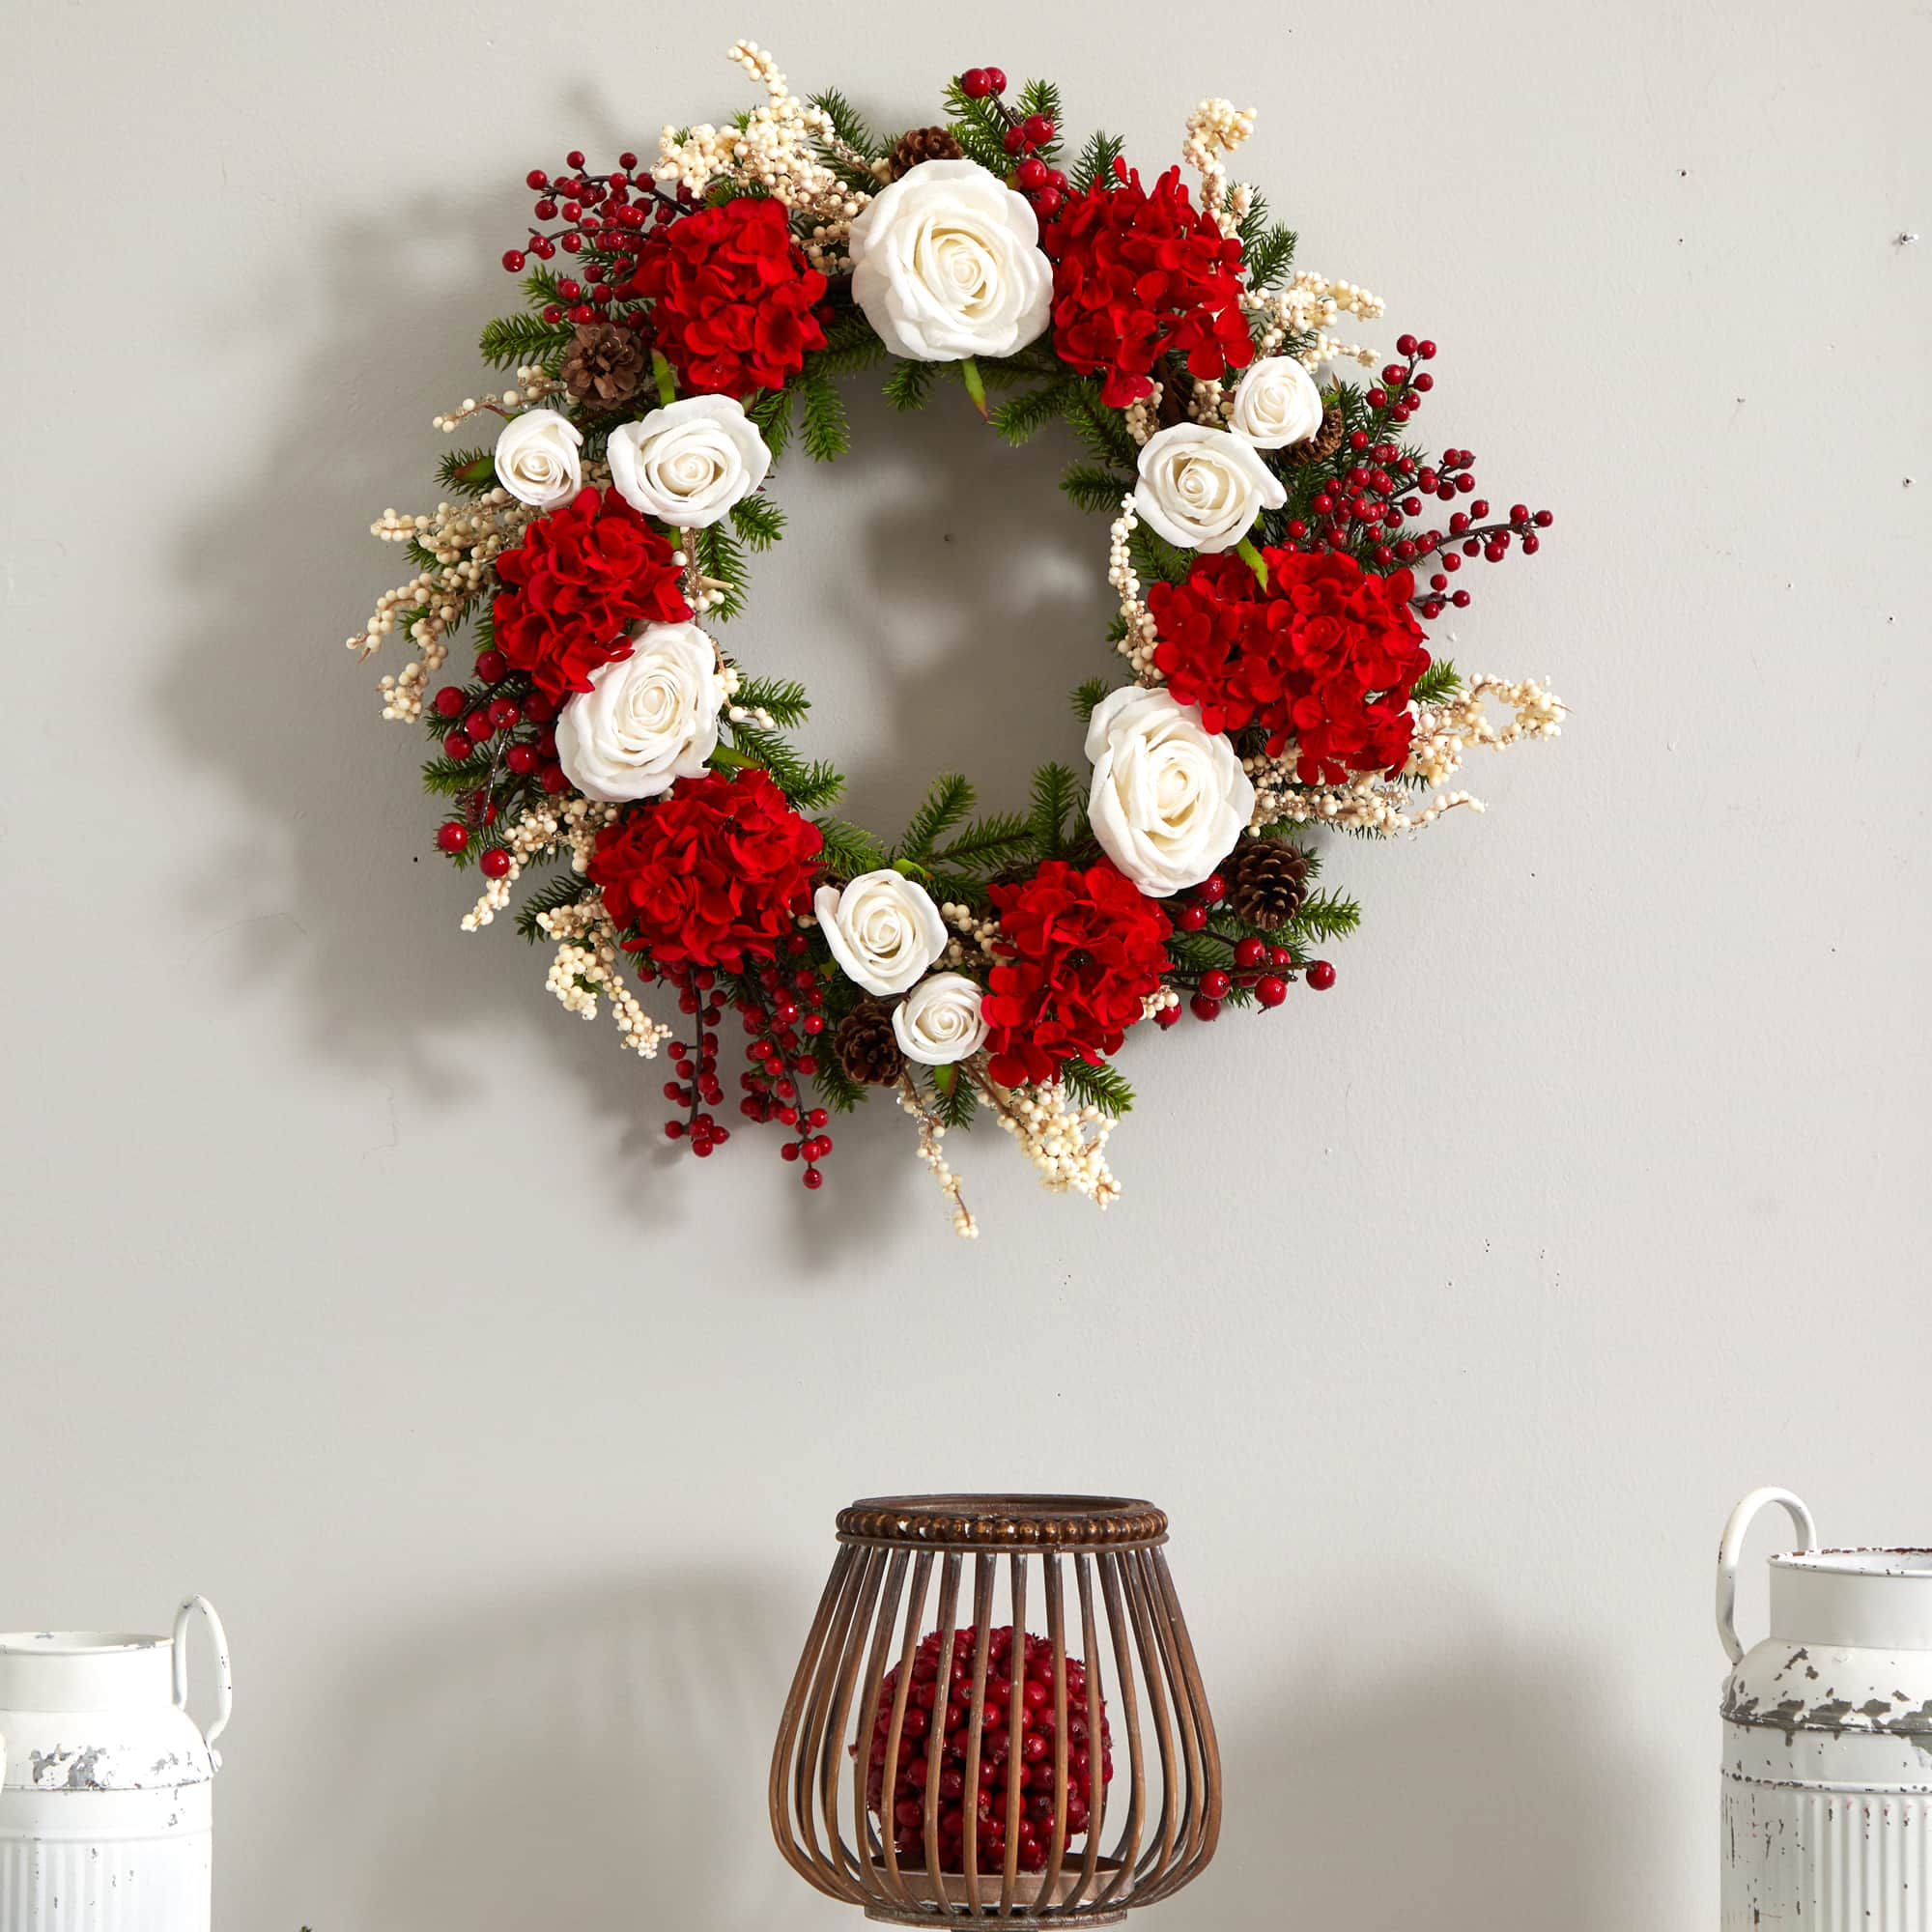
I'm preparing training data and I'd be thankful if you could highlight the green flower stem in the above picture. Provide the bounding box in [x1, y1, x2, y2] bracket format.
[959, 357, 988, 419]
[651, 351, 677, 409]
[1236, 535, 1269, 586]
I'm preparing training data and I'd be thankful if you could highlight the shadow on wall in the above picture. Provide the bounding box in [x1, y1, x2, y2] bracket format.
[261, 1572, 1669, 1931]
[1166, 1618, 1670, 1932]
[158, 184, 1107, 1266]
[272, 1564, 809, 1931]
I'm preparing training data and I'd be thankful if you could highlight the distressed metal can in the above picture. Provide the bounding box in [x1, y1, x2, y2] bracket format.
[1719, 1489, 1932, 1929]
[0, 1600, 231, 1931]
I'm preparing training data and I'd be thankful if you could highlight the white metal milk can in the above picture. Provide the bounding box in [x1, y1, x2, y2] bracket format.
[1719, 1488, 1932, 1928]
[0, 1600, 231, 1931]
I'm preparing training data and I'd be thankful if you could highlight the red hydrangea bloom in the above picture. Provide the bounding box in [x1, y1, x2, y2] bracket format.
[627, 196, 828, 395]
[1039, 162, 1254, 408]
[588, 767, 823, 973]
[1149, 548, 1431, 785]
[492, 487, 690, 703]
[981, 859, 1172, 1089]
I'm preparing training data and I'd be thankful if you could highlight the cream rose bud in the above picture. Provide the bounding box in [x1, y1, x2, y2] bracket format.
[1132, 423, 1287, 554]
[1084, 686, 1257, 897]
[494, 408, 583, 509]
[553, 620, 725, 803]
[607, 395, 773, 529]
[813, 870, 949, 997]
[892, 973, 989, 1067]
[847, 157, 1054, 363]
[1228, 355, 1325, 450]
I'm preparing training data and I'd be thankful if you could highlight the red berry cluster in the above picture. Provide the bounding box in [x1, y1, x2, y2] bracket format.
[956, 68, 1068, 220]
[1279, 338, 1553, 611]
[499, 149, 696, 330]
[1159, 871, 1336, 1024]
[731, 942, 834, 1187]
[865, 1627, 1112, 1875]
[428, 656, 570, 869]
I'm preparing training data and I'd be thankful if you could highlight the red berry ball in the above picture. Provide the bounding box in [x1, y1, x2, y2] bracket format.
[565, 149, 585, 169]
[1032, 186, 1063, 217]
[1199, 969, 1232, 1001]
[434, 687, 465, 720]
[961, 67, 991, 98]
[505, 744, 539, 776]
[1022, 114, 1054, 149]
[475, 648, 507, 683]
[436, 821, 469, 854]
[479, 848, 512, 879]
[1015, 156, 1049, 190]
[1255, 975, 1288, 1008]
[1189, 993, 1222, 1022]
[984, 67, 1008, 93]
[1196, 872, 1227, 904]
[501, 249, 526, 273]
[1176, 902, 1208, 933]
[1003, 125, 1026, 156]
[1154, 1003, 1181, 1030]
[1234, 936, 1265, 970]
[526, 170, 549, 190]
[539, 763, 570, 794]
[1306, 959, 1337, 991]
[802, 1167, 824, 1191]
[443, 730, 473, 761]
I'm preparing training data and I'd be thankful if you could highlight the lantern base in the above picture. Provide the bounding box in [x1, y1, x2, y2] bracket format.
[858, 1854, 1128, 1925]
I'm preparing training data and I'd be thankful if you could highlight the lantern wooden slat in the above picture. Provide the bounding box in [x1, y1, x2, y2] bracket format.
[771, 1495, 1220, 1928]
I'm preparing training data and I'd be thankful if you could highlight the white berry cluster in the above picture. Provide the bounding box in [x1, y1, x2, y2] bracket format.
[1180, 98, 1257, 240]
[895, 1077, 978, 1240]
[991, 1082, 1122, 1208]
[1106, 496, 1161, 681]
[655, 42, 871, 274]
[538, 896, 670, 1058]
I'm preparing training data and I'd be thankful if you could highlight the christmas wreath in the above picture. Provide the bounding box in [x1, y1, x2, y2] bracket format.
[348, 42, 1565, 1236]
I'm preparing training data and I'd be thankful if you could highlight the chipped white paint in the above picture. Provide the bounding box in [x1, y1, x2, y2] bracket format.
[0, 1601, 230, 1931]
[1719, 1490, 1932, 1929]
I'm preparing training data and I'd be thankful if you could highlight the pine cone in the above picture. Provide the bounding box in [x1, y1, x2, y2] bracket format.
[561, 324, 646, 412]
[1283, 403, 1346, 467]
[889, 127, 965, 180]
[835, 1000, 905, 1087]
[1226, 838, 1309, 928]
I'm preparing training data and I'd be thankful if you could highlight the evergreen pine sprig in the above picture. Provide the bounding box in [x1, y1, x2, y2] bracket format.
[1028, 761, 1081, 856]
[437, 448, 499, 497]
[932, 1064, 979, 1130]
[1069, 129, 1125, 194]
[693, 525, 751, 622]
[1057, 1056, 1135, 1118]
[733, 674, 810, 727]
[728, 494, 786, 551]
[798, 366, 850, 461]
[884, 359, 939, 412]
[479, 312, 574, 371]
[815, 816, 891, 879]
[1070, 677, 1114, 722]
[897, 773, 975, 861]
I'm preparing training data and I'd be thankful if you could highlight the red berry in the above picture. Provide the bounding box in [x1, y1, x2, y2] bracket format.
[961, 68, 991, 98]
[475, 649, 507, 683]
[1015, 157, 1049, 189]
[1154, 1003, 1181, 1030]
[1233, 936, 1265, 969]
[1022, 114, 1054, 149]
[442, 730, 473, 760]
[1199, 969, 1232, 1000]
[505, 744, 539, 775]
[1396, 332, 1417, 356]
[1189, 993, 1222, 1022]
[565, 149, 586, 168]
[802, 1167, 824, 1190]
[434, 687, 465, 720]
[539, 763, 570, 794]
[479, 848, 512, 879]
[436, 821, 469, 854]
[1306, 959, 1337, 991]
[487, 698, 520, 730]
[526, 170, 549, 190]
[1003, 125, 1026, 156]
[1255, 975, 1288, 1008]
[501, 249, 526, 273]
[984, 67, 1008, 92]
[1196, 872, 1227, 904]
[1176, 902, 1208, 932]
[1032, 186, 1063, 217]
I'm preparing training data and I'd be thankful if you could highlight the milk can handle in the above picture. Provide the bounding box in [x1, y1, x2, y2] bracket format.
[172, 1596, 234, 1764]
[1716, 1488, 1817, 1664]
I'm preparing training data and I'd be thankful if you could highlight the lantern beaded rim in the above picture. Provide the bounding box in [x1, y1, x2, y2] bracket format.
[838, 1494, 1169, 1551]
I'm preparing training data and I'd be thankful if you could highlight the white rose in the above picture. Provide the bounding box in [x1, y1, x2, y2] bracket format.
[1227, 356, 1325, 450]
[847, 158, 1053, 363]
[892, 972, 989, 1067]
[1084, 686, 1256, 897]
[1132, 423, 1287, 554]
[553, 620, 725, 803]
[494, 408, 582, 509]
[607, 395, 773, 529]
[813, 870, 949, 996]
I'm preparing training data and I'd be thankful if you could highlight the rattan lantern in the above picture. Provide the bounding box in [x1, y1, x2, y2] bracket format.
[770, 1494, 1220, 1926]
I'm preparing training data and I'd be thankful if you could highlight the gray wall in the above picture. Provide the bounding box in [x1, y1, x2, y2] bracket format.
[3, 2, 1927, 1926]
